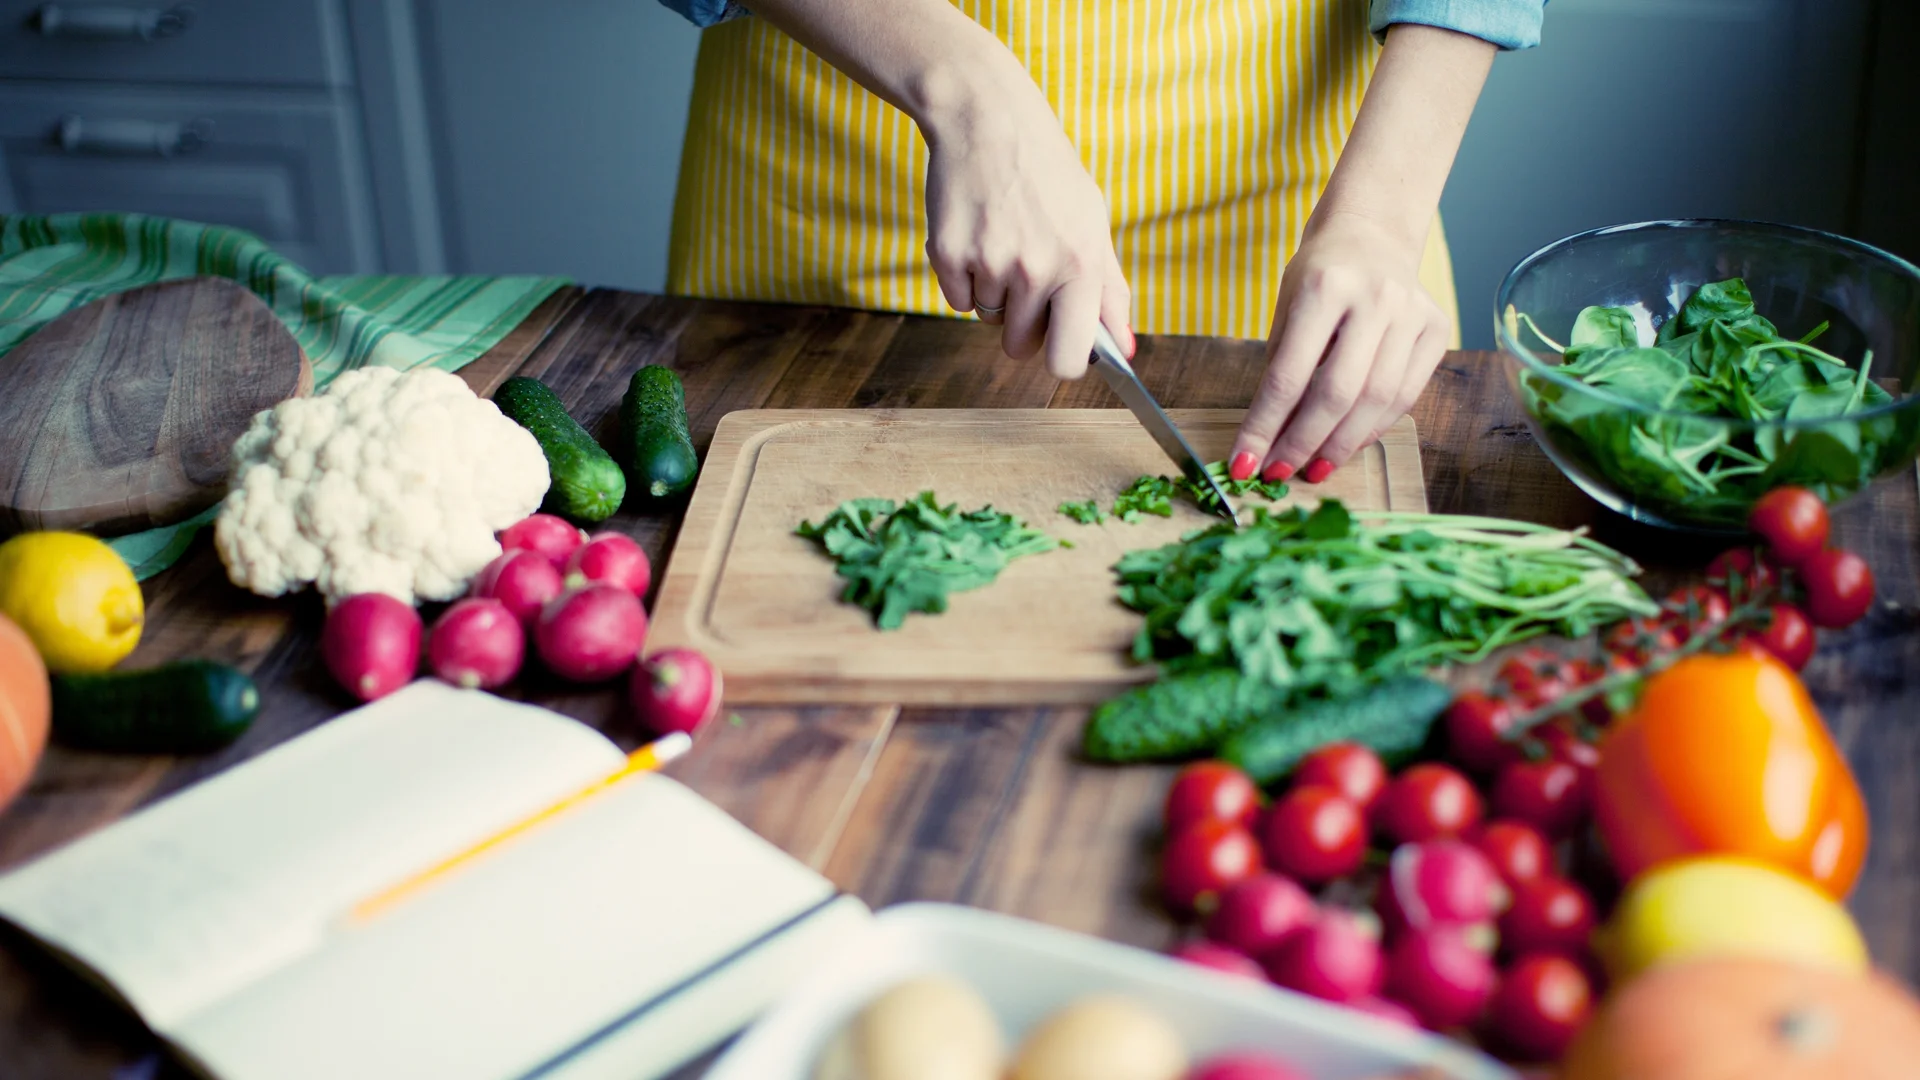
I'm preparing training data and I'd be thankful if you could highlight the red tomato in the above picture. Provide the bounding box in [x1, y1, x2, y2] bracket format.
[1163, 820, 1263, 915]
[1444, 692, 1523, 776]
[1376, 764, 1484, 844]
[1748, 487, 1830, 566]
[1498, 876, 1597, 958]
[1166, 761, 1262, 834]
[1293, 742, 1388, 813]
[1799, 548, 1875, 629]
[1664, 584, 1731, 644]
[1469, 820, 1555, 888]
[1491, 760, 1590, 839]
[1747, 602, 1816, 670]
[1705, 547, 1779, 599]
[1537, 721, 1601, 777]
[1603, 616, 1682, 666]
[1487, 954, 1593, 1061]
[1497, 647, 1578, 709]
[1263, 785, 1367, 884]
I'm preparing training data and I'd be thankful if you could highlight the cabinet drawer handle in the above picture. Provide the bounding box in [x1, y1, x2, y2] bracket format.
[33, 4, 194, 41]
[56, 116, 211, 157]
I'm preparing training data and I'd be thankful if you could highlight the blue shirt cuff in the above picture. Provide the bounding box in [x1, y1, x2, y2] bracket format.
[1370, 0, 1546, 50]
[656, 0, 749, 28]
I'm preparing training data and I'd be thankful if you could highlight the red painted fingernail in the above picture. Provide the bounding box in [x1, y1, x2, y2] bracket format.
[1303, 458, 1335, 484]
[1229, 452, 1258, 481]
[1261, 460, 1295, 483]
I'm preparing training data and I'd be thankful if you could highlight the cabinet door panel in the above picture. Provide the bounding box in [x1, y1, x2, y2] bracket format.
[0, 0, 345, 86]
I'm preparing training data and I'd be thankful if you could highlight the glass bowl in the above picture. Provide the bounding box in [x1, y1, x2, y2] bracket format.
[1495, 219, 1920, 532]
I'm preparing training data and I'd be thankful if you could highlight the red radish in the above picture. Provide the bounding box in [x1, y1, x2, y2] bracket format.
[1498, 877, 1597, 959]
[1292, 742, 1388, 812]
[1162, 820, 1262, 916]
[1186, 1054, 1311, 1080]
[471, 549, 565, 628]
[1204, 873, 1317, 957]
[500, 514, 588, 568]
[1351, 996, 1420, 1028]
[1262, 784, 1366, 883]
[1487, 953, 1593, 1060]
[1165, 761, 1261, 833]
[1467, 820, 1554, 888]
[630, 647, 722, 735]
[1263, 909, 1383, 1004]
[1491, 759, 1590, 839]
[428, 598, 524, 690]
[1169, 940, 1267, 982]
[1376, 763, 1483, 844]
[1378, 839, 1509, 935]
[1385, 925, 1498, 1030]
[565, 532, 652, 597]
[322, 594, 422, 702]
[534, 584, 647, 682]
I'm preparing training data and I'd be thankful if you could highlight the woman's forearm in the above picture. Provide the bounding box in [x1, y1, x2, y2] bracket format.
[1309, 24, 1497, 250]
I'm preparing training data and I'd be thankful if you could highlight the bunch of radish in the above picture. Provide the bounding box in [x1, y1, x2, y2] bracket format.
[1161, 747, 1600, 1062]
[320, 514, 723, 738]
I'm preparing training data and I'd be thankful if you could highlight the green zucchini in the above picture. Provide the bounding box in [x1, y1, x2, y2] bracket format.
[52, 661, 260, 754]
[495, 376, 626, 523]
[620, 365, 699, 501]
[1218, 675, 1452, 785]
[1082, 668, 1299, 763]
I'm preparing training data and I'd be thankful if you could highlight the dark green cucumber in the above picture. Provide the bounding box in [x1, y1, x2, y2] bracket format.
[1083, 668, 1299, 763]
[620, 365, 699, 501]
[52, 661, 260, 753]
[1218, 675, 1452, 785]
[495, 376, 626, 523]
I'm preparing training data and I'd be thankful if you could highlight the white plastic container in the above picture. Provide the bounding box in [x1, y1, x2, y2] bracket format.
[707, 903, 1518, 1080]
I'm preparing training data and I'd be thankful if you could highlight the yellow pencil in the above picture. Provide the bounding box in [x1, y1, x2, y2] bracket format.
[349, 731, 694, 923]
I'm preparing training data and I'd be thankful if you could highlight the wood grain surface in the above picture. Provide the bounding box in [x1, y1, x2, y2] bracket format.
[0, 291, 1915, 1080]
[0, 277, 312, 537]
[649, 408, 1425, 703]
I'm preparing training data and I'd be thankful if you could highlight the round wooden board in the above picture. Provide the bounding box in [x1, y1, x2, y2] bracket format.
[0, 276, 311, 537]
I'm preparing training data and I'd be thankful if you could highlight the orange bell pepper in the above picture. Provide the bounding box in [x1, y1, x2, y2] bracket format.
[1595, 650, 1867, 898]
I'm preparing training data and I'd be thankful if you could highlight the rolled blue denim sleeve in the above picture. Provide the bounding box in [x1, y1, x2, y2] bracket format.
[655, 0, 748, 28]
[1370, 0, 1547, 50]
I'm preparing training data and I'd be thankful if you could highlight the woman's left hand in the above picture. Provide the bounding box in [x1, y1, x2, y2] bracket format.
[1228, 211, 1452, 485]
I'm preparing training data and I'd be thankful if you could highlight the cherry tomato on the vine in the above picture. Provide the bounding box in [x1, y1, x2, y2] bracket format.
[1165, 761, 1261, 834]
[1293, 742, 1388, 813]
[1487, 954, 1593, 1061]
[1444, 691, 1523, 776]
[1162, 820, 1262, 915]
[1705, 547, 1778, 600]
[1262, 785, 1367, 884]
[1603, 615, 1682, 666]
[1748, 487, 1829, 566]
[1492, 759, 1591, 839]
[1664, 584, 1731, 645]
[1497, 646, 1578, 709]
[1746, 602, 1816, 670]
[1799, 548, 1875, 629]
[1498, 876, 1598, 958]
[1377, 764, 1484, 844]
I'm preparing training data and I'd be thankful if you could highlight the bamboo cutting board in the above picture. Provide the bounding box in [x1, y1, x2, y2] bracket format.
[648, 409, 1427, 704]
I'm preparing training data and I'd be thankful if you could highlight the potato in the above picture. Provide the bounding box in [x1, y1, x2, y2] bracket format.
[812, 975, 1004, 1080]
[1011, 995, 1187, 1080]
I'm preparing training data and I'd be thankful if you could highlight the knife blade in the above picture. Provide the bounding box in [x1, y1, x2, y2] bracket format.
[1088, 324, 1240, 525]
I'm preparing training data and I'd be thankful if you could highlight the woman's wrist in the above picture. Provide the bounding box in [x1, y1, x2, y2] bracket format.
[905, 36, 1050, 151]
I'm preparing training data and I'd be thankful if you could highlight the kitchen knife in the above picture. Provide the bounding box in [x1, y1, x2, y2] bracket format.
[1088, 324, 1241, 525]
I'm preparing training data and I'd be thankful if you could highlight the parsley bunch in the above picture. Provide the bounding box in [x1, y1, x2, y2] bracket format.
[796, 492, 1060, 630]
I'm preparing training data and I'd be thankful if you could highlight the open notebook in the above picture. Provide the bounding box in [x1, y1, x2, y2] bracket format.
[0, 682, 872, 1080]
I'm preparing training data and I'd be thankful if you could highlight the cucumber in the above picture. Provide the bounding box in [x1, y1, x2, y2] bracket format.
[494, 376, 626, 523]
[1218, 675, 1453, 785]
[51, 661, 260, 753]
[1082, 668, 1299, 763]
[620, 365, 699, 501]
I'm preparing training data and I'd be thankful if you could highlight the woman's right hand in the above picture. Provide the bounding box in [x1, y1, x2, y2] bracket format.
[918, 81, 1135, 378]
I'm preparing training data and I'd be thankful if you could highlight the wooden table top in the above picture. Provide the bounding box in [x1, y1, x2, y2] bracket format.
[3, 287, 1916, 1078]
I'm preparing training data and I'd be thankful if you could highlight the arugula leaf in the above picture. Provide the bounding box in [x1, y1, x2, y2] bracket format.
[796, 492, 1060, 629]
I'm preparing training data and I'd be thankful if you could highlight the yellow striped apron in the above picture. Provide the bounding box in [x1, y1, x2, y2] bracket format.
[667, 0, 1458, 343]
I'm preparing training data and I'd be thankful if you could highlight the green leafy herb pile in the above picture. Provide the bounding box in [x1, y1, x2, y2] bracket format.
[795, 493, 1061, 630]
[1513, 277, 1919, 526]
[1083, 500, 1657, 762]
[1061, 460, 1291, 525]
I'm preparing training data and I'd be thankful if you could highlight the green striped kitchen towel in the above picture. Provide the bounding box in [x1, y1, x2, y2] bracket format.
[0, 213, 569, 576]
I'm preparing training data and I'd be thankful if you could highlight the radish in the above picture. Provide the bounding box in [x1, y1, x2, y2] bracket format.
[566, 532, 652, 598]
[1384, 925, 1498, 1030]
[500, 514, 588, 569]
[1187, 1054, 1311, 1080]
[629, 647, 721, 736]
[1204, 873, 1316, 958]
[535, 584, 647, 682]
[471, 549, 564, 627]
[1169, 940, 1266, 981]
[1378, 839, 1509, 936]
[428, 598, 524, 690]
[322, 593, 422, 702]
[1262, 909, 1383, 1004]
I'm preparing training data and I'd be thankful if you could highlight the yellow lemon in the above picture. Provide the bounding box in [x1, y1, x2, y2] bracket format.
[0, 532, 144, 674]
[1600, 855, 1869, 982]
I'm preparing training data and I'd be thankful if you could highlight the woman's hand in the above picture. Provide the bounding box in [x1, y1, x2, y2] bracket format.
[1231, 212, 1451, 483]
[920, 83, 1135, 378]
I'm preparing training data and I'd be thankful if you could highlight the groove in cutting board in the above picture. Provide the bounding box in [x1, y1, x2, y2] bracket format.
[648, 409, 1426, 705]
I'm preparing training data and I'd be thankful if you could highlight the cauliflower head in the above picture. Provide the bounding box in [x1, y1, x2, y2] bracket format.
[214, 366, 550, 605]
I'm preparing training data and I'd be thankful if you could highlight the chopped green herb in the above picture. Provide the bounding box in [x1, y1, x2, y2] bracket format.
[796, 492, 1060, 630]
[1112, 475, 1178, 522]
[1107, 461, 1290, 523]
[1058, 499, 1107, 524]
[728, 713, 746, 728]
